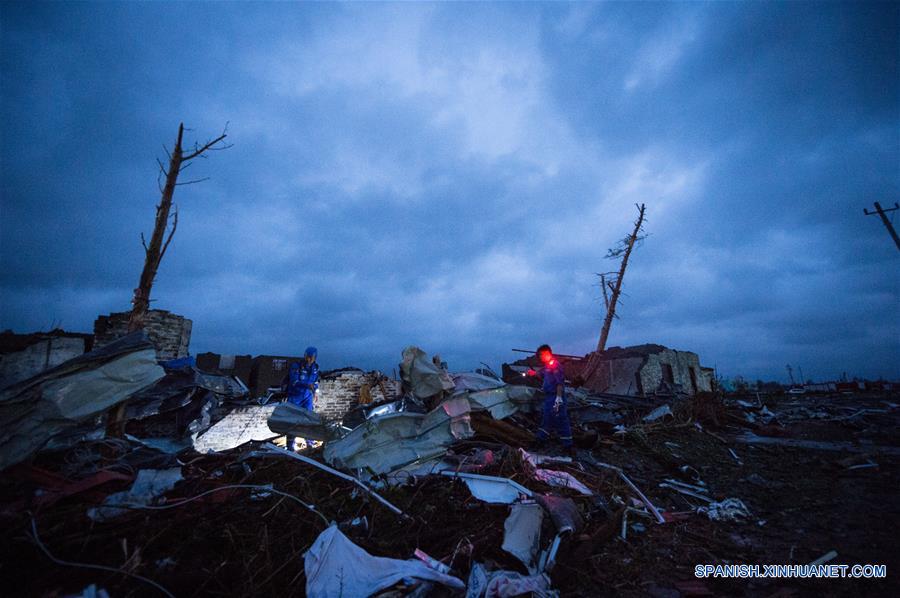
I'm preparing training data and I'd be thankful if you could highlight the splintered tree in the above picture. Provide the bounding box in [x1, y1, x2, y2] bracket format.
[596, 203, 647, 352]
[128, 123, 231, 332]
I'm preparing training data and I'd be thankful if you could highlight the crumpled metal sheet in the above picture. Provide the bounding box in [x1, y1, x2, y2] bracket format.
[442, 471, 533, 504]
[378, 448, 495, 486]
[505, 384, 540, 413]
[0, 332, 165, 471]
[400, 346, 455, 399]
[324, 396, 472, 474]
[304, 524, 464, 598]
[341, 395, 427, 431]
[467, 387, 519, 420]
[452, 372, 506, 394]
[267, 403, 335, 442]
[126, 368, 247, 421]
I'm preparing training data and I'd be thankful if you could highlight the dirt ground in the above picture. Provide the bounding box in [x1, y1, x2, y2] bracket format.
[1, 392, 897, 597]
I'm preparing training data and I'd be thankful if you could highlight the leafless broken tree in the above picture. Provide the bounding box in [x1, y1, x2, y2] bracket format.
[596, 203, 647, 352]
[128, 123, 231, 332]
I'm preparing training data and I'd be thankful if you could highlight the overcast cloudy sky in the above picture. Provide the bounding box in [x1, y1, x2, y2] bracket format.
[1, 2, 897, 382]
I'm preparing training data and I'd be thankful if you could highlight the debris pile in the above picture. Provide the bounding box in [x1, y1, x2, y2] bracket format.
[1, 342, 898, 596]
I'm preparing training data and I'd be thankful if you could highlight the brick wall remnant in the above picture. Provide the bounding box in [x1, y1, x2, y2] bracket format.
[94, 310, 192, 361]
[315, 368, 401, 422]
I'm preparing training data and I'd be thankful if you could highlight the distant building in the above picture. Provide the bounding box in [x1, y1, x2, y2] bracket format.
[94, 309, 191, 361]
[249, 354, 305, 397]
[196, 352, 253, 386]
[576, 344, 714, 396]
[0, 329, 93, 388]
[505, 343, 713, 397]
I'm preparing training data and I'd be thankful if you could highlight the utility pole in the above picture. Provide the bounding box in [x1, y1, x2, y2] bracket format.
[596, 204, 646, 352]
[863, 202, 900, 251]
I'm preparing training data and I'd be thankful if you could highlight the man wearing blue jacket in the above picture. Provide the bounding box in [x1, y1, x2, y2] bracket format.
[530, 344, 573, 453]
[284, 346, 320, 451]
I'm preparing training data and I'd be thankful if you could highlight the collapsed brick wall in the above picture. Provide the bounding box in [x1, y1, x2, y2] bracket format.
[315, 369, 401, 421]
[640, 349, 713, 395]
[582, 346, 714, 396]
[94, 310, 192, 361]
[586, 356, 646, 395]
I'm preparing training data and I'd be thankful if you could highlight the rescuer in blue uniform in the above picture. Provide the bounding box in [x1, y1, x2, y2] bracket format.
[530, 344, 573, 452]
[284, 346, 320, 451]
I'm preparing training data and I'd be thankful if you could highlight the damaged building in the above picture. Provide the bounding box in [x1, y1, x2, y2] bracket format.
[506, 343, 714, 397]
[1, 332, 898, 597]
[576, 344, 714, 396]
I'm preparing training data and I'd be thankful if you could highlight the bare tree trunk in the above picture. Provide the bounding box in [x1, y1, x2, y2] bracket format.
[129, 124, 184, 332]
[128, 123, 228, 332]
[596, 203, 646, 352]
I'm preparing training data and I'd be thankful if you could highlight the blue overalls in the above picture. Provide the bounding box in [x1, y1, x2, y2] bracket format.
[285, 359, 319, 449]
[536, 360, 573, 447]
[286, 361, 319, 409]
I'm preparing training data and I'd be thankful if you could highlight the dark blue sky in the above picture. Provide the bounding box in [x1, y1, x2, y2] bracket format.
[1, 2, 898, 382]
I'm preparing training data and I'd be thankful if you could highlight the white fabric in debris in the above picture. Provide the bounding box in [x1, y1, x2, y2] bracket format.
[532, 469, 593, 496]
[304, 525, 464, 598]
[518, 448, 572, 468]
[88, 468, 182, 521]
[466, 563, 557, 598]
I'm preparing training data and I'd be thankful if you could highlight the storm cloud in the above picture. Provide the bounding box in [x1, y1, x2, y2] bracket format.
[1, 2, 898, 382]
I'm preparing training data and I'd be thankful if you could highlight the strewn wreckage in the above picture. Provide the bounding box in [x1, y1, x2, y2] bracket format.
[1, 328, 897, 597]
[2, 139, 896, 596]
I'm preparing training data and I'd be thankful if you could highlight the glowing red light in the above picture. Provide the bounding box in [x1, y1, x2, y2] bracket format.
[548, 359, 556, 366]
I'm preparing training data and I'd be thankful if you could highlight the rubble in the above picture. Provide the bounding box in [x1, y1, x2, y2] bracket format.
[0, 332, 165, 470]
[1, 344, 898, 597]
[304, 524, 464, 597]
[87, 467, 183, 521]
[501, 501, 544, 573]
